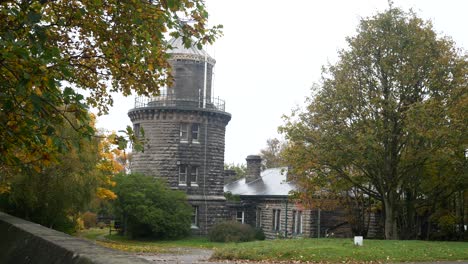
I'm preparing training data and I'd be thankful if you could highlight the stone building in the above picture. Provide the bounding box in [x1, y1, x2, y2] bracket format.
[225, 155, 382, 239]
[128, 37, 230, 235]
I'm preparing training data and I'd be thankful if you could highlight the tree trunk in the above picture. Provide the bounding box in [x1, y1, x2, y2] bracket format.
[383, 196, 398, 239]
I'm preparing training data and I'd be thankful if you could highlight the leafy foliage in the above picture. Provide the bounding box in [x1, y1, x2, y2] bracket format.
[113, 173, 192, 239]
[259, 138, 287, 169]
[0, 0, 221, 174]
[280, 8, 467, 239]
[0, 114, 102, 233]
[208, 221, 257, 243]
[224, 163, 247, 180]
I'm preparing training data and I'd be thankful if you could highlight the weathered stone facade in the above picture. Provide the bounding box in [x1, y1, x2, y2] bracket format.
[225, 158, 382, 239]
[128, 37, 230, 235]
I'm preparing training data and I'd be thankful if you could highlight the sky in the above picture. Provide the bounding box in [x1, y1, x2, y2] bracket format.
[96, 0, 468, 165]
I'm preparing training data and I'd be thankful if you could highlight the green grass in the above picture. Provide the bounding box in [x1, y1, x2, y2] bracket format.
[76, 229, 468, 262]
[212, 238, 468, 263]
[76, 228, 227, 253]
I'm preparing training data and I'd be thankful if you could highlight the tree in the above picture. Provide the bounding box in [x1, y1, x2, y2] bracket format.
[259, 138, 287, 169]
[281, 8, 467, 239]
[0, 114, 103, 233]
[113, 173, 192, 239]
[0, 0, 221, 172]
[224, 163, 246, 180]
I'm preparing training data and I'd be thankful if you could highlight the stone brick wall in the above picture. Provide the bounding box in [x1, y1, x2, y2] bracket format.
[0, 212, 149, 264]
[227, 197, 366, 240]
[128, 108, 230, 197]
[188, 197, 228, 236]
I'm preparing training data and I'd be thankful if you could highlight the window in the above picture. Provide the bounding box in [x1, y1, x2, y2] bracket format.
[272, 209, 281, 231]
[133, 123, 140, 138]
[256, 208, 262, 228]
[191, 124, 199, 143]
[179, 165, 187, 185]
[191, 206, 198, 227]
[292, 210, 303, 234]
[236, 211, 244, 224]
[190, 166, 198, 185]
[180, 123, 189, 142]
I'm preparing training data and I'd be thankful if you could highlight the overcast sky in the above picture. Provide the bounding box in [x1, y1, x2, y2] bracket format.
[96, 0, 468, 165]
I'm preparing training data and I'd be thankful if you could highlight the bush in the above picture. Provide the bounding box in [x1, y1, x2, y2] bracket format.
[208, 221, 256, 242]
[113, 173, 192, 239]
[255, 228, 266, 240]
[82, 211, 97, 229]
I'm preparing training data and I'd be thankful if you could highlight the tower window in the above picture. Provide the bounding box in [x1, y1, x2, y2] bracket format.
[191, 124, 200, 143]
[190, 166, 198, 185]
[178, 165, 187, 185]
[133, 123, 140, 138]
[180, 123, 189, 142]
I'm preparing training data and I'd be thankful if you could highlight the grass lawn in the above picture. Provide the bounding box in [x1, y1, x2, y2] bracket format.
[76, 229, 468, 262]
[76, 228, 226, 253]
[212, 238, 468, 263]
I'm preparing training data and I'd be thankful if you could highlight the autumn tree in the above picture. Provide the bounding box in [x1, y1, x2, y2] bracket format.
[0, 0, 221, 174]
[259, 138, 287, 169]
[0, 114, 104, 232]
[281, 8, 467, 239]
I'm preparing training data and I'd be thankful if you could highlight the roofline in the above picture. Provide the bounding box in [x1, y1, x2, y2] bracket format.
[239, 194, 290, 199]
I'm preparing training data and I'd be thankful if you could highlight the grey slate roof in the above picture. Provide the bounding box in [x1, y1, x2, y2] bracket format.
[224, 167, 296, 197]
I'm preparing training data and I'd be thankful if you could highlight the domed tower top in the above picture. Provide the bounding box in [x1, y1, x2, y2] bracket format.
[167, 37, 216, 66]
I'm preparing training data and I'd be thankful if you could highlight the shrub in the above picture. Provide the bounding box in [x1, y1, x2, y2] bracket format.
[254, 228, 266, 240]
[208, 221, 256, 242]
[113, 173, 192, 239]
[82, 211, 97, 229]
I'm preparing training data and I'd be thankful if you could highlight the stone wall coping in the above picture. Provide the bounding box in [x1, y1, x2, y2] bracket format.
[0, 212, 151, 264]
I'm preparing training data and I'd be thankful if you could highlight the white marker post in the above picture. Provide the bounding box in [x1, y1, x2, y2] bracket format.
[354, 236, 363, 246]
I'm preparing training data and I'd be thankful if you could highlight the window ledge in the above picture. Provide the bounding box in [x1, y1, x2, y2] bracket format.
[179, 183, 187, 186]
[190, 183, 199, 187]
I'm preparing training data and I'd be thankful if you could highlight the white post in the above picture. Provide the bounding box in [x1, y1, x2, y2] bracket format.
[354, 236, 363, 246]
[203, 47, 207, 108]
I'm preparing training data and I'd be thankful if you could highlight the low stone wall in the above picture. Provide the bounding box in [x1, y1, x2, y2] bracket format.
[0, 212, 150, 264]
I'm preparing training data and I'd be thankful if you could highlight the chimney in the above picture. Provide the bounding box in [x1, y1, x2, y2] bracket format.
[245, 155, 262, 183]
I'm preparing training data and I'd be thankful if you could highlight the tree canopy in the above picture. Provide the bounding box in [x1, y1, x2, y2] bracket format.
[281, 8, 467, 240]
[0, 0, 221, 171]
[259, 138, 287, 169]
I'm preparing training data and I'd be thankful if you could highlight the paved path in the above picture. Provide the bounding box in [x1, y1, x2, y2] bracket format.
[137, 248, 218, 263]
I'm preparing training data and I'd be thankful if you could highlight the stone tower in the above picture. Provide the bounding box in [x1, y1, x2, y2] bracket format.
[128, 38, 231, 235]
